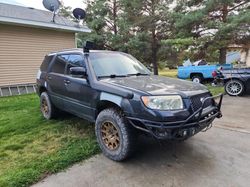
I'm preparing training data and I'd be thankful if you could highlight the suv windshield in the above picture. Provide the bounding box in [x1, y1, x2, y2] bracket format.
[89, 52, 150, 78]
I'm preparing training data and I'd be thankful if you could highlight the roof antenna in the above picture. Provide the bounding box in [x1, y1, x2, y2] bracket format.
[42, 0, 60, 23]
[73, 8, 86, 27]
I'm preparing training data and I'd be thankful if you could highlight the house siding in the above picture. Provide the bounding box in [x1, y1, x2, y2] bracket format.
[0, 24, 75, 86]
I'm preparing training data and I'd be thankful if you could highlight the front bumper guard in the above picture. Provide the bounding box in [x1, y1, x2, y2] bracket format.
[127, 94, 223, 140]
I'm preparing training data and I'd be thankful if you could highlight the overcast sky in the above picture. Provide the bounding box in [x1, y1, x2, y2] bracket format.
[0, 0, 86, 10]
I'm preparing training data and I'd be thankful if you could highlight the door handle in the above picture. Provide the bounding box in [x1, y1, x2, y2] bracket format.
[64, 80, 71, 85]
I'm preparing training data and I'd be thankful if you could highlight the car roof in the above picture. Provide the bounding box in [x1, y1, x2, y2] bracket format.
[48, 48, 123, 56]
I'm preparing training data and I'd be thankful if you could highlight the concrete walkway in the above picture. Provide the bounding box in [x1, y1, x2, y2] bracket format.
[33, 95, 250, 187]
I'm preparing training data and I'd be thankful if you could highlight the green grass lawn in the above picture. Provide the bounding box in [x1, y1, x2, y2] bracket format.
[0, 94, 99, 187]
[159, 69, 224, 95]
[159, 69, 178, 78]
[206, 85, 225, 96]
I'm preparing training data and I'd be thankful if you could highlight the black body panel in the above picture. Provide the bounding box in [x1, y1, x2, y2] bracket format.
[36, 49, 223, 140]
[102, 75, 207, 95]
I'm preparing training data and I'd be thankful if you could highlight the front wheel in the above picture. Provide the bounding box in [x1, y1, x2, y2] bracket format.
[95, 108, 136, 161]
[225, 79, 245, 96]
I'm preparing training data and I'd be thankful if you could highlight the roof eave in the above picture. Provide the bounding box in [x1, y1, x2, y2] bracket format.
[0, 16, 91, 33]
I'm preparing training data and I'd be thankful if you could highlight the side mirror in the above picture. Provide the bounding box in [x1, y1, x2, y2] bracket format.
[70, 67, 87, 78]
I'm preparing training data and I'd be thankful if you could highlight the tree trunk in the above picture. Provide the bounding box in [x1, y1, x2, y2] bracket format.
[113, 0, 118, 35]
[151, 30, 158, 75]
[149, 1, 158, 75]
[219, 47, 227, 64]
[152, 46, 158, 75]
[218, 5, 228, 64]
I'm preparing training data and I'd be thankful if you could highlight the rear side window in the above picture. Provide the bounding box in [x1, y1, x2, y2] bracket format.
[40, 55, 53, 71]
[66, 54, 85, 75]
[50, 55, 69, 74]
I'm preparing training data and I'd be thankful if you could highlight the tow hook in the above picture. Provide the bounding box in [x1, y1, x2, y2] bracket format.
[216, 112, 222, 118]
[178, 128, 195, 138]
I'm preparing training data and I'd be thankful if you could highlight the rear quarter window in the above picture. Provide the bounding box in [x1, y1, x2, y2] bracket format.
[41, 55, 53, 71]
[50, 55, 69, 74]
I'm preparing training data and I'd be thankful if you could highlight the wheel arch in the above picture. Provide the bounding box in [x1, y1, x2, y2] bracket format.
[96, 100, 122, 119]
[96, 92, 124, 119]
[224, 77, 245, 84]
[190, 73, 204, 79]
[38, 86, 47, 96]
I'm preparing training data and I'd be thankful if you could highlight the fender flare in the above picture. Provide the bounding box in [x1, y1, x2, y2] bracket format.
[99, 92, 135, 115]
[100, 92, 123, 106]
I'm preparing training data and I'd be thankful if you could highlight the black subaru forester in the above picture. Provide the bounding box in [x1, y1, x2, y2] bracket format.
[37, 45, 223, 161]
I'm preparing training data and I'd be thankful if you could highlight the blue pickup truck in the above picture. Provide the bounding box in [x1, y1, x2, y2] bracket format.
[178, 61, 232, 83]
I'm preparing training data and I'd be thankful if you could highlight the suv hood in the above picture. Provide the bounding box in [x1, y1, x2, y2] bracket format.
[101, 75, 207, 95]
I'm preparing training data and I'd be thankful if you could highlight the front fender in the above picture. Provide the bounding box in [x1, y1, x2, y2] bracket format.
[99, 92, 135, 115]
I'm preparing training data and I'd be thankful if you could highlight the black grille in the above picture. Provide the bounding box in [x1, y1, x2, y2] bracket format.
[190, 93, 213, 111]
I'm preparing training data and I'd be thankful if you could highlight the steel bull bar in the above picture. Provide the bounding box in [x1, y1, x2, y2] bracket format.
[127, 94, 223, 140]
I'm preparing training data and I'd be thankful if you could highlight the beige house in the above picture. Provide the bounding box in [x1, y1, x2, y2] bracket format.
[0, 3, 90, 96]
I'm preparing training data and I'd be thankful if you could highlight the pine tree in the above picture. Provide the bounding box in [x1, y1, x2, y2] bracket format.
[174, 0, 250, 64]
[80, 0, 174, 74]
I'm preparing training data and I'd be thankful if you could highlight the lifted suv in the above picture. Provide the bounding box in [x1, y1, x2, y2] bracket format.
[37, 46, 223, 161]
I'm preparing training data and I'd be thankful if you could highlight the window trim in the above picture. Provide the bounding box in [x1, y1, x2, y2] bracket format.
[48, 52, 85, 75]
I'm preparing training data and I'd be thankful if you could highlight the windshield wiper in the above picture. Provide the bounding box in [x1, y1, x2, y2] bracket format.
[127, 73, 150, 77]
[97, 74, 127, 79]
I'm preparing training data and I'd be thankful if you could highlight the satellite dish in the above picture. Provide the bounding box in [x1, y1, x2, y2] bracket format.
[43, 0, 60, 12]
[73, 8, 86, 20]
[42, 0, 60, 22]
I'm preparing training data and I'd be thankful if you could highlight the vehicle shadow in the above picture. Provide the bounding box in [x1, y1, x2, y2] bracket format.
[50, 112, 95, 135]
[54, 113, 215, 176]
[122, 135, 215, 177]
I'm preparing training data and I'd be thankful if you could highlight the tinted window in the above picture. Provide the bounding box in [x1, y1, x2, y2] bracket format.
[41, 55, 53, 71]
[51, 55, 69, 74]
[89, 53, 150, 77]
[66, 54, 85, 75]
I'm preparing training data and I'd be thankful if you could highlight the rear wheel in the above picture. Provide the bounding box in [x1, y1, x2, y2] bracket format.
[95, 108, 136, 161]
[225, 79, 244, 96]
[192, 75, 203, 83]
[40, 92, 57, 119]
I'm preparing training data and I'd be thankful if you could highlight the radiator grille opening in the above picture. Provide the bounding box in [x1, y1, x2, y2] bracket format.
[190, 93, 213, 111]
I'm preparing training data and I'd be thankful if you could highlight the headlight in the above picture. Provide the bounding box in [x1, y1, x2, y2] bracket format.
[141, 95, 184, 110]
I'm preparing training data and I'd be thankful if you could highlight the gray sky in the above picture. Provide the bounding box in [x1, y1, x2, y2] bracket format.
[0, 0, 86, 10]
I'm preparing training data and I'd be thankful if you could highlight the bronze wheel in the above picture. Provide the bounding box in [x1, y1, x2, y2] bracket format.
[95, 108, 136, 161]
[41, 98, 49, 115]
[40, 92, 57, 120]
[101, 121, 120, 151]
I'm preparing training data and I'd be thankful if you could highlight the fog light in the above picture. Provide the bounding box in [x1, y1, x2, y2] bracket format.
[182, 130, 187, 136]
